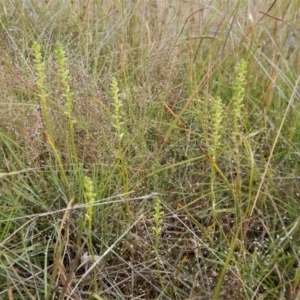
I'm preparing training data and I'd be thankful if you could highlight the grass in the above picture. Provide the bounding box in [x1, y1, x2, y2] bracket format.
[0, 0, 300, 299]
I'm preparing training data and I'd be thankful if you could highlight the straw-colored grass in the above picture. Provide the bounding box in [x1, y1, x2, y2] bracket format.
[0, 1, 300, 299]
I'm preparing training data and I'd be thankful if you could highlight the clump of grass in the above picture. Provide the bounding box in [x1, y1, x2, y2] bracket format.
[152, 195, 164, 289]
[152, 195, 163, 250]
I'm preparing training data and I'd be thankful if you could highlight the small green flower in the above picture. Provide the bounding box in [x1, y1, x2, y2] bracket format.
[232, 59, 247, 136]
[83, 176, 96, 227]
[111, 77, 124, 141]
[211, 96, 224, 161]
[32, 41, 51, 133]
[55, 44, 73, 116]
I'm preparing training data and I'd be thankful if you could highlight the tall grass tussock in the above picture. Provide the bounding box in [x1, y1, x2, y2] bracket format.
[0, 0, 300, 299]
